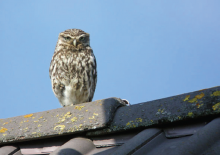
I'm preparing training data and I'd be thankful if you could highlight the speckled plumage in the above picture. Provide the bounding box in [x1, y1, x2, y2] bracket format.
[49, 29, 97, 107]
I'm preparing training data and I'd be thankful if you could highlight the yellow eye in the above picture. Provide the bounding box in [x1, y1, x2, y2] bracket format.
[64, 36, 71, 40]
[79, 37, 85, 42]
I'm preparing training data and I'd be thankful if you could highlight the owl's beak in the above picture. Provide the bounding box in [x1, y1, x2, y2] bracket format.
[73, 39, 77, 46]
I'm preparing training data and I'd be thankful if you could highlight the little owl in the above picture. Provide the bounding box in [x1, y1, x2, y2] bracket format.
[49, 29, 97, 107]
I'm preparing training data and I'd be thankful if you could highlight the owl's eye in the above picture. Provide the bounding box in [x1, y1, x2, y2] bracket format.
[79, 37, 85, 42]
[64, 36, 71, 40]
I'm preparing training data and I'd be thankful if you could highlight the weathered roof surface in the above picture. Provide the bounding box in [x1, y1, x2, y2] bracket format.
[1, 86, 220, 155]
[87, 86, 220, 136]
[0, 98, 125, 144]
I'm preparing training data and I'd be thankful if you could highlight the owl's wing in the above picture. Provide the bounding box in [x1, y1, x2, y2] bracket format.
[49, 59, 54, 79]
[88, 51, 97, 102]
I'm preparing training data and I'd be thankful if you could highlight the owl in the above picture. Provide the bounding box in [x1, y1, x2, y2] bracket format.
[49, 29, 97, 107]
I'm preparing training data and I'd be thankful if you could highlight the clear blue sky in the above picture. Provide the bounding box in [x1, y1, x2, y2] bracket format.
[0, 1, 219, 118]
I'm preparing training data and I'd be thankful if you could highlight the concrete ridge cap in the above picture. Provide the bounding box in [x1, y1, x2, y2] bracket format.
[0, 97, 125, 144]
[1, 86, 220, 143]
[87, 86, 220, 136]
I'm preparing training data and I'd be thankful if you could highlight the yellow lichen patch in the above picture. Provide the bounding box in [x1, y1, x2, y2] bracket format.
[184, 93, 204, 103]
[24, 114, 33, 118]
[54, 125, 65, 132]
[74, 106, 85, 110]
[79, 124, 83, 128]
[178, 116, 181, 119]
[3, 134, 7, 136]
[24, 120, 29, 123]
[212, 102, 220, 111]
[3, 122, 8, 125]
[188, 98, 197, 103]
[188, 112, 193, 117]
[89, 116, 95, 119]
[93, 113, 98, 116]
[195, 93, 205, 99]
[59, 118, 66, 123]
[32, 132, 41, 137]
[158, 109, 165, 113]
[58, 112, 72, 123]
[196, 103, 203, 108]
[32, 117, 35, 119]
[126, 121, 136, 128]
[34, 120, 39, 123]
[0, 128, 8, 133]
[23, 127, 29, 132]
[38, 124, 42, 127]
[126, 122, 131, 126]
[183, 95, 190, 101]
[71, 117, 77, 122]
[39, 116, 43, 119]
[151, 120, 153, 122]
[64, 112, 72, 118]
[211, 91, 220, 96]
[136, 118, 142, 122]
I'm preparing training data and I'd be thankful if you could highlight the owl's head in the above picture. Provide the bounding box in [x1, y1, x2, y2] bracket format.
[57, 29, 90, 48]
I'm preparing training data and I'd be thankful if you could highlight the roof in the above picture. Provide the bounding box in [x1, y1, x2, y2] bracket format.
[1, 86, 220, 154]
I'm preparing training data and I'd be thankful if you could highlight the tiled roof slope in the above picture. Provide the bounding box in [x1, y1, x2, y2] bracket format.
[1, 86, 220, 155]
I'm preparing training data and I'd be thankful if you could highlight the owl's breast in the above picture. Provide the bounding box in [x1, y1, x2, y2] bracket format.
[50, 49, 97, 91]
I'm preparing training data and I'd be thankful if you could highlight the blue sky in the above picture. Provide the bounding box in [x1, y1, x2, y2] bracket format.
[0, 1, 219, 118]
